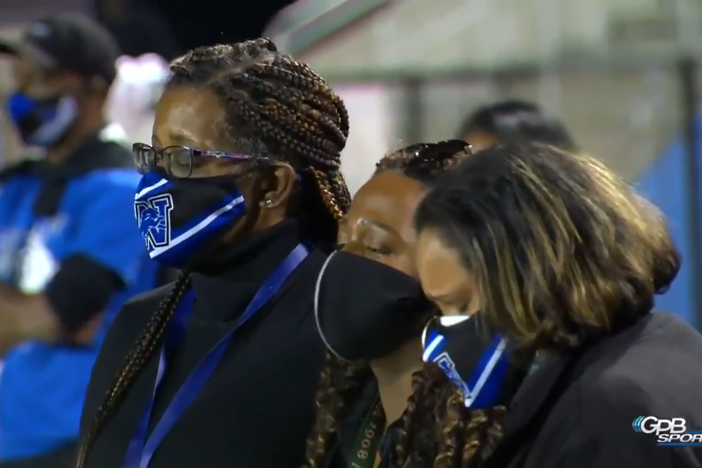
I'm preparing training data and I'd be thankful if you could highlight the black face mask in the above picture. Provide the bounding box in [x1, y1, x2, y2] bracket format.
[422, 315, 516, 408]
[314, 251, 433, 361]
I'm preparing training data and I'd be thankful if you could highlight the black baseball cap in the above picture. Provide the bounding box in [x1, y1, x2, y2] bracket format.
[0, 13, 120, 84]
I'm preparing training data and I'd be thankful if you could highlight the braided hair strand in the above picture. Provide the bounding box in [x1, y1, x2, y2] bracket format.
[77, 38, 351, 466]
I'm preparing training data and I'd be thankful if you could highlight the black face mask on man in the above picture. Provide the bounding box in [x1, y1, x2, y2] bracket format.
[314, 251, 433, 361]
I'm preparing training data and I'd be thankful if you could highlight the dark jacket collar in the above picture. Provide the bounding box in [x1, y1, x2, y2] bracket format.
[490, 313, 664, 468]
[189, 218, 302, 322]
[501, 352, 575, 434]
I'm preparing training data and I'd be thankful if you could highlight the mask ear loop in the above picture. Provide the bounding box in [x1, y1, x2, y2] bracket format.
[421, 316, 436, 354]
[313, 251, 347, 360]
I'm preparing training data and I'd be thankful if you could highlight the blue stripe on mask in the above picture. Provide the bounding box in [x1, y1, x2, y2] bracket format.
[422, 317, 511, 408]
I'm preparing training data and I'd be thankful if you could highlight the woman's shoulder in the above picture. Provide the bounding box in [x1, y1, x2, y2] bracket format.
[123, 283, 174, 315]
[572, 312, 702, 422]
[99, 283, 175, 360]
[100, 284, 172, 342]
[584, 312, 702, 380]
[79, 284, 173, 435]
[104, 283, 173, 352]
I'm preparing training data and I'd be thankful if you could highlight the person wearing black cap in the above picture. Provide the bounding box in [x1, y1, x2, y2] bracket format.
[0, 13, 160, 468]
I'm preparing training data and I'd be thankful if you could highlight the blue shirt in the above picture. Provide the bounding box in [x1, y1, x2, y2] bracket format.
[0, 160, 158, 459]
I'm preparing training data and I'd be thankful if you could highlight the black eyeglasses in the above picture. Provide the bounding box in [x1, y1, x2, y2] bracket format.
[132, 143, 275, 178]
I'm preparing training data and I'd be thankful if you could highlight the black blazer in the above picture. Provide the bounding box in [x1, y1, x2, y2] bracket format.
[487, 312, 702, 468]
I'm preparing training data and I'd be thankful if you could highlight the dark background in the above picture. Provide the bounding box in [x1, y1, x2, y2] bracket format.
[95, 0, 297, 60]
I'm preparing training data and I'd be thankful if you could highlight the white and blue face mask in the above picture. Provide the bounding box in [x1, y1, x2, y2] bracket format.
[134, 170, 247, 268]
[6, 91, 78, 147]
[422, 315, 512, 408]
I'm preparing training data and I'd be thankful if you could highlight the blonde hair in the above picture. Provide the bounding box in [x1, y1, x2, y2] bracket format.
[415, 142, 680, 352]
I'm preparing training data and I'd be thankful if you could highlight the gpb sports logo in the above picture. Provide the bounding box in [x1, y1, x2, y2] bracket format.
[134, 194, 173, 248]
[632, 416, 702, 445]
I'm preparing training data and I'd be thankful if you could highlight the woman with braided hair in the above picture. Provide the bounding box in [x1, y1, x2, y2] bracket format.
[76, 38, 352, 468]
[310, 140, 530, 468]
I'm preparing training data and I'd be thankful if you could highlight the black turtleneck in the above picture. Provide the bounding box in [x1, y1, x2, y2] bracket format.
[79, 220, 329, 468]
[148, 219, 303, 428]
[189, 218, 302, 322]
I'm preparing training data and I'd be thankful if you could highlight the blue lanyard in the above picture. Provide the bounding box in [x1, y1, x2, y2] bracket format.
[124, 244, 309, 468]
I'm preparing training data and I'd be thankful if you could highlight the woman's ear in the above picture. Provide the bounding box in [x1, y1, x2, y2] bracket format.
[259, 162, 297, 210]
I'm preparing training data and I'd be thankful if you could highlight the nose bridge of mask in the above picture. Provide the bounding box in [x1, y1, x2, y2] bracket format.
[421, 315, 470, 359]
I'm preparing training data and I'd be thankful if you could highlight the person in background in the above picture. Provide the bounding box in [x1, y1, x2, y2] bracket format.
[309, 140, 529, 467]
[77, 38, 351, 468]
[0, 13, 159, 468]
[458, 99, 578, 152]
[413, 142, 702, 467]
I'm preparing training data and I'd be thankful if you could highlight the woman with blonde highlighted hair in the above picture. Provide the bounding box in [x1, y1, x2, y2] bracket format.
[413, 142, 702, 468]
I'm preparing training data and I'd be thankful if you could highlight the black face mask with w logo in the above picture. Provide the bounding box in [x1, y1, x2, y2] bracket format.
[313, 251, 433, 361]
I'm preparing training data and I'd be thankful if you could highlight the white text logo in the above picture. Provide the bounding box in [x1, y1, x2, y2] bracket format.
[633, 416, 702, 445]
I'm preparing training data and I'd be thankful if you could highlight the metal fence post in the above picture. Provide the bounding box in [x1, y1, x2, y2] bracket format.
[678, 57, 702, 330]
[402, 79, 424, 144]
